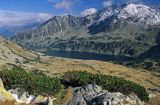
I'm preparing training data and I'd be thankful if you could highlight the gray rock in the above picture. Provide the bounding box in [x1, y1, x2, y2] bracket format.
[68, 84, 145, 105]
[95, 93, 112, 105]
[79, 84, 104, 102]
[68, 84, 108, 105]
[68, 90, 87, 105]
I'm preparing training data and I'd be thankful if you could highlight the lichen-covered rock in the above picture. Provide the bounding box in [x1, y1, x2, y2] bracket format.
[32, 95, 47, 104]
[0, 78, 13, 102]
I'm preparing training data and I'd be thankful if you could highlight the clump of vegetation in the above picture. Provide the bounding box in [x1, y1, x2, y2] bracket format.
[0, 66, 62, 95]
[0, 66, 149, 101]
[62, 71, 149, 101]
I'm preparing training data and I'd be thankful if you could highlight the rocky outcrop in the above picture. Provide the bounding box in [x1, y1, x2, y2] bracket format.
[0, 79, 148, 105]
[0, 82, 64, 105]
[0, 78, 14, 102]
[68, 84, 145, 105]
[0, 78, 56, 105]
[68, 90, 87, 105]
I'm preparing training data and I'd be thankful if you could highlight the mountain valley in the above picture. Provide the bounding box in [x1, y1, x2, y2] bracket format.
[11, 4, 160, 72]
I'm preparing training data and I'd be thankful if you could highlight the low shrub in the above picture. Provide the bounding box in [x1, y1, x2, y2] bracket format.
[0, 67, 62, 95]
[62, 71, 149, 101]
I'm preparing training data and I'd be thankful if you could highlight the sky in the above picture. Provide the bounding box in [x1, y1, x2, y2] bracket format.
[0, 0, 160, 27]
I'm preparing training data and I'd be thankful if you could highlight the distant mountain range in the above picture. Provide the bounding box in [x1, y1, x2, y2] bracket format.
[11, 3, 160, 72]
[0, 22, 41, 38]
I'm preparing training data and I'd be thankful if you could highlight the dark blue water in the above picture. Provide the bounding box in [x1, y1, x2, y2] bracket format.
[44, 50, 133, 62]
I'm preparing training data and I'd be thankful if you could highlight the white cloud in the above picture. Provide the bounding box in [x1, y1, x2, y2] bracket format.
[54, 0, 73, 10]
[103, 0, 112, 7]
[80, 8, 97, 16]
[0, 10, 52, 27]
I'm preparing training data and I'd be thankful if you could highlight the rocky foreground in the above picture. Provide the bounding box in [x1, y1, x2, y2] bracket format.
[0, 77, 154, 105]
[67, 84, 145, 105]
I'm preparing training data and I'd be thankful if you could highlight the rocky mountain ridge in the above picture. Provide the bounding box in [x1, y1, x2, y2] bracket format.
[13, 3, 160, 40]
[87, 3, 160, 25]
[11, 3, 160, 57]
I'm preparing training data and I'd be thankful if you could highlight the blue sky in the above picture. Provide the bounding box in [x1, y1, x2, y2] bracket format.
[0, 0, 159, 27]
[0, 0, 159, 15]
[0, 0, 104, 15]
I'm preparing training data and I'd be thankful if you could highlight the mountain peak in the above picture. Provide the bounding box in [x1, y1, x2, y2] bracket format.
[87, 3, 160, 25]
[118, 3, 160, 25]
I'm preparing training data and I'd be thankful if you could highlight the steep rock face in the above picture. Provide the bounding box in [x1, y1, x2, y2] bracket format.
[12, 3, 160, 59]
[13, 15, 90, 42]
[86, 5, 120, 23]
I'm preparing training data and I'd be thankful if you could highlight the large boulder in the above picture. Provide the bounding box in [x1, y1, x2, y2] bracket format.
[68, 84, 104, 105]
